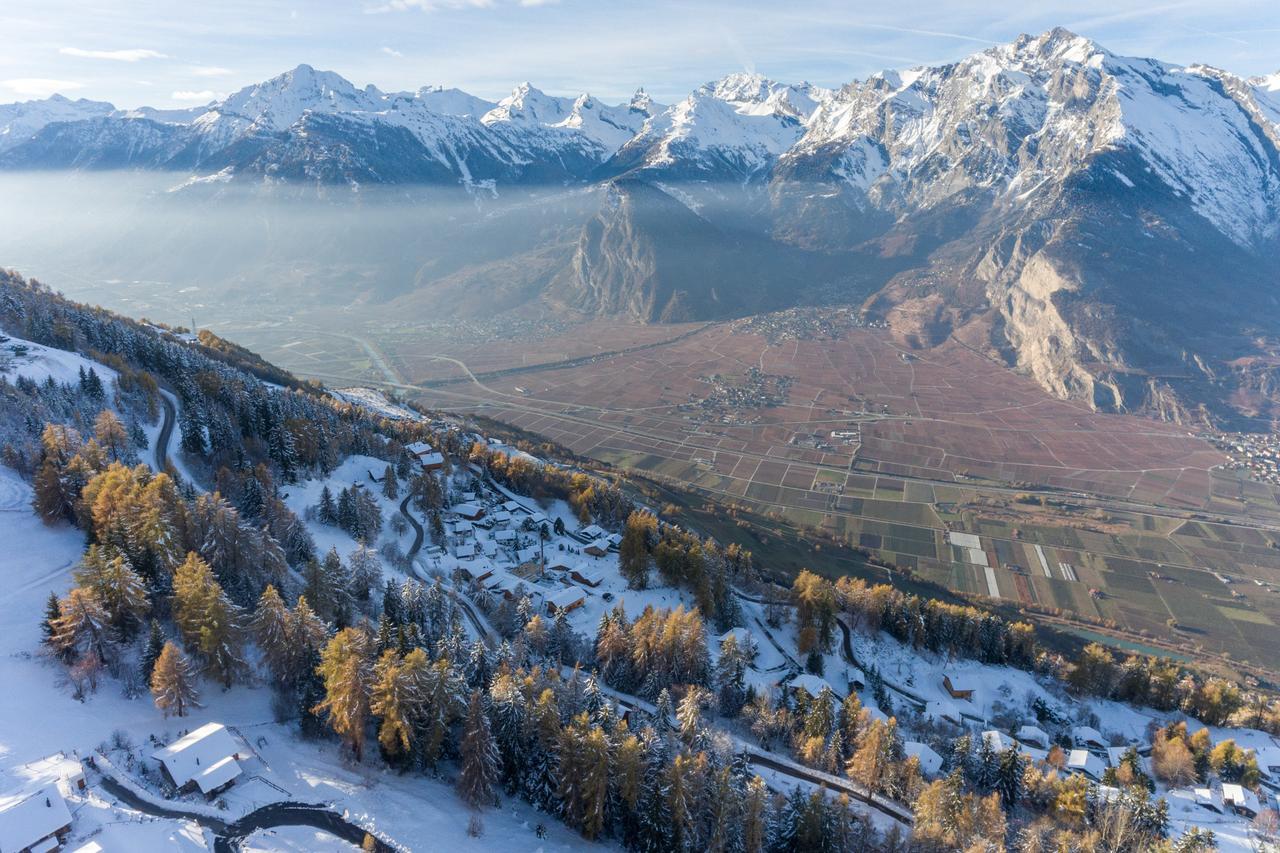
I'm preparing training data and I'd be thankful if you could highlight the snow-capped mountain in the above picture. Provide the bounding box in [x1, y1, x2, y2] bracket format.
[2, 30, 1279, 422]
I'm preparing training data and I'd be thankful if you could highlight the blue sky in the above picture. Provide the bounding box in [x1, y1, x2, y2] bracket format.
[2, 0, 1278, 107]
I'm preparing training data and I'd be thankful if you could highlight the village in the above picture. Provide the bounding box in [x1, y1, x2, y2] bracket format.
[1209, 431, 1280, 485]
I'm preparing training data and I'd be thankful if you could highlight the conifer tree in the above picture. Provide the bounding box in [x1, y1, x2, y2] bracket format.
[251, 585, 291, 681]
[318, 485, 337, 525]
[417, 657, 466, 767]
[140, 619, 166, 683]
[151, 641, 201, 718]
[371, 649, 417, 762]
[41, 591, 63, 652]
[619, 511, 656, 589]
[381, 465, 398, 501]
[75, 547, 149, 640]
[458, 689, 500, 809]
[347, 544, 383, 605]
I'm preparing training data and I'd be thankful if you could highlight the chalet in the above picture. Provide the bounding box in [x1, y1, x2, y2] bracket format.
[1071, 726, 1106, 750]
[454, 502, 485, 521]
[455, 543, 476, 560]
[494, 529, 517, 545]
[480, 540, 499, 559]
[606, 533, 623, 549]
[1222, 784, 1262, 819]
[456, 564, 495, 583]
[491, 510, 513, 527]
[516, 546, 540, 565]
[451, 520, 474, 538]
[1066, 749, 1105, 781]
[904, 741, 943, 777]
[0, 784, 73, 853]
[501, 500, 524, 513]
[1016, 725, 1050, 750]
[483, 570, 528, 600]
[405, 441, 444, 471]
[153, 723, 244, 798]
[942, 673, 975, 701]
[584, 538, 611, 557]
[527, 511, 548, 526]
[546, 587, 586, 615]
[570, 567, 605, 587]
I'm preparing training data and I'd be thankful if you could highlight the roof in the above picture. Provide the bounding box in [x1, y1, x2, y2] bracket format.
[502, 500, 522, 512]
[0, 785, 72, 852]
[719, 626, 755, 647]
[194, 755, 242, 794]
[943, 672, 976, 692]
[406, 441, 434, 455]
[981, 730, 1014, 752]
[1223, 784, 1261, 810]
[547, 587, 586, 609]
[494, 529, 516, 542]
[585, 537, 611, 552]
[1072, 725, 1104, 744]
[1066, 749, 1105, 778]
[788, 673, 836, 697]
[454, 502, 484, 518]
[492, 511, 513, 523]
[153, 723, 242, 789]
[606, 533, 622, 546]
[516, 547, 540, 564]
[579, 524, 606, 539]
[455, 543, 476, 558]
[1017, 725, 1049, 744]
[570, 566, 605, 584]
[903, 741, 943, 776]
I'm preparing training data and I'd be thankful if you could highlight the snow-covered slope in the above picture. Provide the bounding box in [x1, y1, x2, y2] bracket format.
[0, 94, 115, 153]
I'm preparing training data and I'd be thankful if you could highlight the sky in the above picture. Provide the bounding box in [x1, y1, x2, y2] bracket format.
[1, 0, 1278, 108]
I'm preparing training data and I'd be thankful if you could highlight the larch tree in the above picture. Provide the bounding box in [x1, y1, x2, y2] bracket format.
[314, 627, 373, 761]
[151, 641, 201, 718]
[618, 511, 656, 589]
[457, 689, 500, 809]
[370, 649, 424, 763]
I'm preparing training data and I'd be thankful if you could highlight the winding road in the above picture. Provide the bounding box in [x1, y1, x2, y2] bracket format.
[154, 394, 176, 471]
[400, 493, 425, 561]
[97, 769, 393, 852]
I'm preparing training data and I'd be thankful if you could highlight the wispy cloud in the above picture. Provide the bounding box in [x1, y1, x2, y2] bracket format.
[190, 65, 233, 77]
[381, 47, 404, 58]
[520, 0, 560, 6]
[368, 0, 494, 12]
[171, 89, 217, 102]
[59, 47, 169, 62]
[2, 78, 83, 97]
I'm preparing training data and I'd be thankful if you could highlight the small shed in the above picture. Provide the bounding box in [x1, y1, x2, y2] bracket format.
[1193, 787, 1221, 813]
[153, 723, 244, 798]
[942, 673, 975, 701]
[0, 784, 73, 853]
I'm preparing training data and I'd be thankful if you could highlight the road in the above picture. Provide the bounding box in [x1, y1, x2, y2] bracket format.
[96, 762, 394, 852]
[399, 493, 424, 561]
[154, 393, 176, 471]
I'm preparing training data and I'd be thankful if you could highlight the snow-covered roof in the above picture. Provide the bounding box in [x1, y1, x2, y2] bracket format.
[494, 529, 516, 542]
[153, 723, 242, 791]
[1066, 749, 1105, 780]
[1016, 725, 1049, 746]
[719, 626, 755, 647]
[452, 520, 473, 534]
[1194, 787, 1220, 809]
[942, 672, 976, 692]
[1252, 745, 1280, 774]
[569, 566, 605, 585]
[981, 730, 1014, 752]
[502, 500, 522, 512]
[1223, 783, 1261, 812]
[193, 755, 241, 795]
[585, 537, 611, 553]
[579, 524, 606, 539]
[547, 587, 586, 610]
[406, 441, 434, 455]
[903, 741, 943, 777]
[788, 673, 836, 697]
[492, 511, 513, 523]
[455, 543, 476, 558]
[516, 547, 540, 564]
[606, 533, 622, 546]
[1071, 725, 1104, 746]
[0, 784, 72, 852]
[454, 502, 484, 519]
[528, 512, 548, 524]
